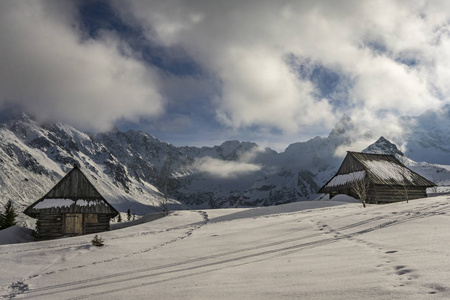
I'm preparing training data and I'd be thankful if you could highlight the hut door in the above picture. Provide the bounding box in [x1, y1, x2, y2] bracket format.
[65, 214, 83, 235]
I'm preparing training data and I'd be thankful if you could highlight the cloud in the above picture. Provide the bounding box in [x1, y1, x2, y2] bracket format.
[193, 157, 261, 179]
[114, 0, 450, 141]
[0, 1, 164, 131]
[4, 0, 450, 149]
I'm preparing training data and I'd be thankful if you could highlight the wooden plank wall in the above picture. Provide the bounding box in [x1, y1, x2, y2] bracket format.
[337, 154, 364, 174]
[46, 168, 103, 199]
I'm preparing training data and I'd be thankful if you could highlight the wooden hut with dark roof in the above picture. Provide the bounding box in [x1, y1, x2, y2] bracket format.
[319, 152, 436, 204]
[24, 165, 119, 238]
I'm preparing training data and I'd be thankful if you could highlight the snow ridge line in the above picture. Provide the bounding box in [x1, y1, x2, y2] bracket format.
[1, 211, 210, 300]
[3, 204, 449, 299]
[207, 204, 354, 224]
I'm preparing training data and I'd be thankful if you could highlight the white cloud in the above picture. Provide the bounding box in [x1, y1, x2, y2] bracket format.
[116, 0, 450, 139]
[193, 157, 261, 179]
[0, 1, 165, 131]
[214, 46, 335, 132]
[4, 0, 450, 147]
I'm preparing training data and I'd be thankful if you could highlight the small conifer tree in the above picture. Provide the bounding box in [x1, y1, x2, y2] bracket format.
[1, 200, 17, 229]
[117, 214, 122, 223]
[0, 213, 4, 229]
[91, 235, 104, 247]
[0, 210, 4, 229]
[127, 209, 131, 221]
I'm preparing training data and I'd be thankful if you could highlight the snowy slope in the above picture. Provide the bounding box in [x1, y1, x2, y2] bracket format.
[1, 196, 450, 299]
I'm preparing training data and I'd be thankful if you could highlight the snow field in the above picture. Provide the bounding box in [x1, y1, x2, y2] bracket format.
[1, 196, 450, 299]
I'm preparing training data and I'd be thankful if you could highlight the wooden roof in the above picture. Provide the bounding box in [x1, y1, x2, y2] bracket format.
[24, 165, 119, 218]
[319, 152, 436, 193]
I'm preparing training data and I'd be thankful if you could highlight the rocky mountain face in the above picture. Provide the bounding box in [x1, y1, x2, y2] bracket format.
[0, 113, 192, 215]
[363, 136, 405, 157]
[0, 112, 351, 214]
[1, 107, 450, 217]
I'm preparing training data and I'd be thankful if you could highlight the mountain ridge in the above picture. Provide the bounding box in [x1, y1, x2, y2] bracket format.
[1, 107, 450, 223]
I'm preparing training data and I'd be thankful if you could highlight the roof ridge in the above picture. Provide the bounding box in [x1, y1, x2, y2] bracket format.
[347, 151, 396, 157]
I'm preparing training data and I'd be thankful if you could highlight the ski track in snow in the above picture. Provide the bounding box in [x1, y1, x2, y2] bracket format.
[1, 210, 210, 300]
[0, 211, 209, 256]
[3, 201, 450, 299]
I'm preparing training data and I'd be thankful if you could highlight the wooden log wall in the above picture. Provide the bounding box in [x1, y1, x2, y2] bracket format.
[85, 214, 110, 234]
[370, 186, 427, 204]
[330, 186, 428, 204]
[37, 213, 63, 239]
[36, 213, 112, 238]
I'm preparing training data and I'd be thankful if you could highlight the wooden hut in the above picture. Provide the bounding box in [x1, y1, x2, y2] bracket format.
[319, 152, 436, 203]
[24, 165, 119, 238]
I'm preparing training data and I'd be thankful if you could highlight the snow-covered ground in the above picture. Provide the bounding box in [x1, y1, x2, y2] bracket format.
[1, 196, 450, 299]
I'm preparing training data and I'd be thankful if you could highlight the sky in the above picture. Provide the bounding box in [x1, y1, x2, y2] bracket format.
[1, 0, 450, 151]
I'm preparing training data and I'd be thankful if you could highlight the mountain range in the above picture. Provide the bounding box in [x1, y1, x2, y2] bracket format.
[1, 106, 450, 221]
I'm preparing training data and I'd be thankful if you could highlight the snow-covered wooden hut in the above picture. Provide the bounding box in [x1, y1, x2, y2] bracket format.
[319, 152, 436, 203]
[24, 165, 119, 238]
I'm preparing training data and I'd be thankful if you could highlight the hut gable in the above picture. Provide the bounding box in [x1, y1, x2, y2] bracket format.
[24, 165, 119, 238]
[24, 165, 119, 218]
[319, 152, 436, 203]
[44, 166, 104, 199]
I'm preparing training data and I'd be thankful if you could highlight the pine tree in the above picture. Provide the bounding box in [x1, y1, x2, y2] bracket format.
[127, 209, 131, 221]
[1, 200, 17, 229]
[0, 210, 5, 230]
[117, 214, 122, 223]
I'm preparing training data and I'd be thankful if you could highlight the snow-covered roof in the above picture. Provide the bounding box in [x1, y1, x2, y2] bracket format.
[353, 152, 434, 187]
[34, 198, 74, 209]
[33, 198, 110, 209]
[319, 152, 435, 193]
[362, 160, 413, 182]
[325, 171, 366, 188]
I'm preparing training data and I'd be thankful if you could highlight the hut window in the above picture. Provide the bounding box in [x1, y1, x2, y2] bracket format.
[85, 214, 98, 223]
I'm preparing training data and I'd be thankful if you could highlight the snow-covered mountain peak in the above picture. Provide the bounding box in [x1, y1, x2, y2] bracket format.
[363, 136, 404, 157]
